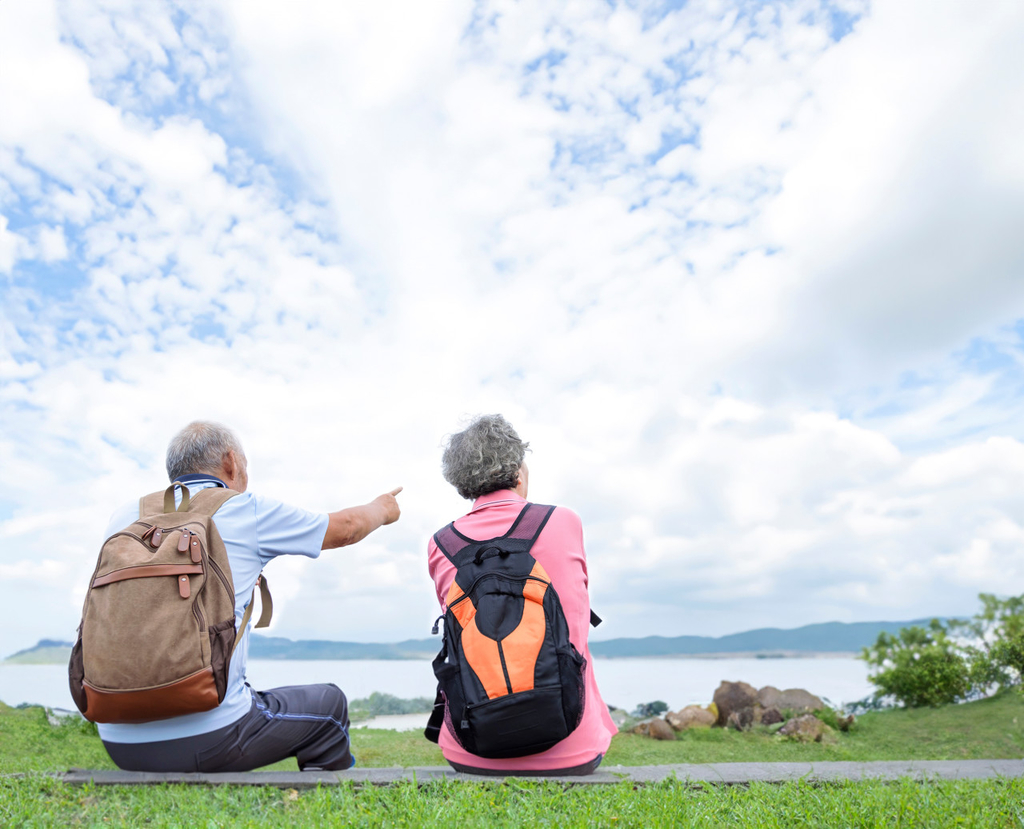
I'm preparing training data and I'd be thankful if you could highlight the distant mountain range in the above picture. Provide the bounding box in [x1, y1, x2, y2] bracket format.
[3, 619, 934, 663]
[586, 620, 933, 657]
[249, 637, 437, 660]
[2, 639, 74, 665]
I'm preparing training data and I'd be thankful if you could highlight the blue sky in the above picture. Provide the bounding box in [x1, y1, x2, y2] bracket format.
[1, 0, 1024, 659]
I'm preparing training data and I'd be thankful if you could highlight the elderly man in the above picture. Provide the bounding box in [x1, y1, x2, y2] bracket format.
[96, 420, 402, 772]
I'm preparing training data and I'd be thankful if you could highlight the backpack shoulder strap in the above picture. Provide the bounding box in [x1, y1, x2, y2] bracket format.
[504, 502, 555, 547]
[232, 576, 273, 656]
[139, 490, 166, 517]
[138, 485, 238, 518]
[432, 502, 556, 567]
[432, 522, 466, 565]
[506, 503, 601, 626]
[188, 487, 240, 516]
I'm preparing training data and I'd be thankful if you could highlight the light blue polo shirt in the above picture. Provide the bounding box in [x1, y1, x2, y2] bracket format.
[97, 475, 329, 744]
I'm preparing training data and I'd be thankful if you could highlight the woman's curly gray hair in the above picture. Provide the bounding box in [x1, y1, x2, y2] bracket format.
[442, 415, 529, 500]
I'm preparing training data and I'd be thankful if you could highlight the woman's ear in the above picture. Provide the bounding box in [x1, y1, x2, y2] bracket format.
[515, 463, 529, 498]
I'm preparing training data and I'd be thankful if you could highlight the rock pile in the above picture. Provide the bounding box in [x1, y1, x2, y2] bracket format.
[631, 717, 677, 740]
[665, 705, 716, 730]
[628, 680, 848, 744]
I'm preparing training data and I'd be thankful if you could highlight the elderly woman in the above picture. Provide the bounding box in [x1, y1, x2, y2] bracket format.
[426, 414, 617, 775]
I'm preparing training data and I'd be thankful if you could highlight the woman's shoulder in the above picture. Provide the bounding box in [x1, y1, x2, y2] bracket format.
[538, 503, 585, 541]
[543, 502, 582, 525]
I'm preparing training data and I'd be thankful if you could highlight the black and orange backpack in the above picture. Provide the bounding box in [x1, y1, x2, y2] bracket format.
[424, 502, 589, 758]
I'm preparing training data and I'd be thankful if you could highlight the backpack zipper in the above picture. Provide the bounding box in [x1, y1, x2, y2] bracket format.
[110, 523, 232, 598]
[496, 640, 513, 695]
[102, 530, 149, 545]
[163, 522, 232, 599]
[447, 574, 548, 610]
[193, 541, 213, 632]
[102, 522, 233, 639]
[206, 554, 233, 599]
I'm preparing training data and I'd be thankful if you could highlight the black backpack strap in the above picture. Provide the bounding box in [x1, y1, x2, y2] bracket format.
[432, 522, 471, 565]
[504, 503, 555, 547]
[424, 636, 450, 744]
[433, 503, 557, 567]
[424, 688, 444, 744]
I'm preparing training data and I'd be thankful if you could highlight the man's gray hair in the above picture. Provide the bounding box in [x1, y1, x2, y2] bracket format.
[442, 414, 529, 500]
[166, 421, 244, 481]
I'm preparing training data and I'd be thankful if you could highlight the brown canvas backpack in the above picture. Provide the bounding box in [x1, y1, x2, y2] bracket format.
[68, 483, 272, 723]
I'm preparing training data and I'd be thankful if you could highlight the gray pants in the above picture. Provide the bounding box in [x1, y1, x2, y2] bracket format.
[102, 683, 352, 772]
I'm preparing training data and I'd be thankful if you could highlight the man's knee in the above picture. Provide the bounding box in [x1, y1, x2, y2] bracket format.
[320, 683, 349, 722]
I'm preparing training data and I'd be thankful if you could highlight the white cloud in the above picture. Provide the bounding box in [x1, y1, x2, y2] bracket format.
[0, 216, 23, 273]
[901, 437, 1024, 490]
[0, 559, 68, 581]
[37, 226, 68, 262]
[0, 0, 1023, 660]
[750, 1, 1024, 393]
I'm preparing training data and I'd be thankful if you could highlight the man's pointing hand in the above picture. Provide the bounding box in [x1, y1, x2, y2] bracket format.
[375, 487, 403, 525]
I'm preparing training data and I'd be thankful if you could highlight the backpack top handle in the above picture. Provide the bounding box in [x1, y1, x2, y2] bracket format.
[163, 482, 192, 513]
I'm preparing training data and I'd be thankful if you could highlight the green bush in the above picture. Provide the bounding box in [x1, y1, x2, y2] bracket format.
[861, 621, 972, 708]
[811, 706, 841, 730]
[990, 631, 1024, 681]
[631, 701, 669, 718]
[860, 593, 1024, 708]
[349, 692, 433, 717]
[951, 593, 1024, 694]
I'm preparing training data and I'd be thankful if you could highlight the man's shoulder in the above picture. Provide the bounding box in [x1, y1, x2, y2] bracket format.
[232, 491, 327, 521]
[209, 489, 256, 514]
[104, 500, 144, 538]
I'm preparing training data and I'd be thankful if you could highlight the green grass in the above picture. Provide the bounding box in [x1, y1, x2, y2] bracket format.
[0, 705, 112, 775]
[3, 691, 1023, 775]
[3, 696, 1024, 827]
[2, 777, 1023, 828]
[0, 702, 447, 774]
[605, 692, 1024, 765]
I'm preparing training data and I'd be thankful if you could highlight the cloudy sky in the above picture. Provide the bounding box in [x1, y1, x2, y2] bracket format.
[1, 0, 1023, 659]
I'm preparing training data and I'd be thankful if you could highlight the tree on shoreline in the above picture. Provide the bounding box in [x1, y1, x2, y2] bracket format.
[861, 593, 1024, 708]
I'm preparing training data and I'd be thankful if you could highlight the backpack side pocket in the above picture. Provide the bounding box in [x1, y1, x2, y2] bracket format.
[558, 644, 587, 732]
[208, 618, 236, 702]
[68, 631, 87, 716]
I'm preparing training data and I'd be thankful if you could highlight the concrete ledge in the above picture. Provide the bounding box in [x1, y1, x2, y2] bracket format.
[47, 760, 1024, 788]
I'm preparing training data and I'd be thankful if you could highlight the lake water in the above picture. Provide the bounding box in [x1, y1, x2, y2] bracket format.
[0, 657, 873, 722]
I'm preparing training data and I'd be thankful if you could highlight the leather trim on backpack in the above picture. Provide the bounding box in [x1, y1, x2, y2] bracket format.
[92, 563, 204, 588]
[82, 667, 220, 724]
[70, 484, 243, 724]
[68, 633, 87, 715]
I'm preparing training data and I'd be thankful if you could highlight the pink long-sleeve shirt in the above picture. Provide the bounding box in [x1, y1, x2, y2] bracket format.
[427, 489, 617, 771]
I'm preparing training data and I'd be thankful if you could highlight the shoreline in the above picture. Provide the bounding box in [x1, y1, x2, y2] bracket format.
[593, 651, 860, 660]
[4, 651, 861, 666]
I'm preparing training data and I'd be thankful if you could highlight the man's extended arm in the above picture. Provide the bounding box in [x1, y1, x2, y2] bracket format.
[322, 487, 403, 550]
